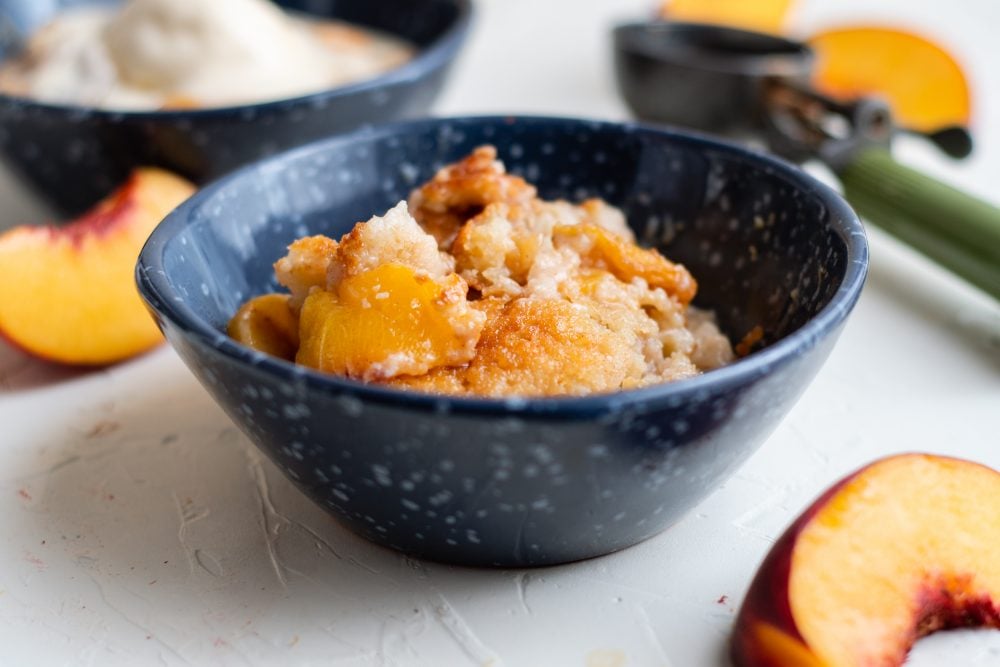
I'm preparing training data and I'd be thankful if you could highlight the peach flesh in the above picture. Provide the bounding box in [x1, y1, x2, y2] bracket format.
[295, 263, 482, 380]
[732, 454, 1000, 667]
[0, 169, 195, 365]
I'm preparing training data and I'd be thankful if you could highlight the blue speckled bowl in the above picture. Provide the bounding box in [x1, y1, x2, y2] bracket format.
[136, 116, 867, 567]
[0, 0, 472, 215]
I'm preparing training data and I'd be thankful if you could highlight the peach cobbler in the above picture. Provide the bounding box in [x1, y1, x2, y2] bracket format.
[228, 147, 734, 397]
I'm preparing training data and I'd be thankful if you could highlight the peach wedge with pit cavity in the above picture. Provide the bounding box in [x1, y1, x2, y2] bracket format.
[731, 453, 1000, 667]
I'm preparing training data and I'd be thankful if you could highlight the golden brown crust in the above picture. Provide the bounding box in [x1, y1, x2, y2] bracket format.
[383, 296, 656, 397]
[273, 235, 339, 312]
[462, 297, 649, 397]
[235, 145, 734, 397]
[409, 146, 537, 248]
[328, 201, 453, 285]
[553, 223, 698, 306]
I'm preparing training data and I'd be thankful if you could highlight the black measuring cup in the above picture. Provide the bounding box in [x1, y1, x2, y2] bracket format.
[614, 21, 1000, 300]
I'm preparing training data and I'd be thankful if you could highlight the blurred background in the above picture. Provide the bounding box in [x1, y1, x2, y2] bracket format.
[438, 0, 998, 208]
[1, 0, 996, 229]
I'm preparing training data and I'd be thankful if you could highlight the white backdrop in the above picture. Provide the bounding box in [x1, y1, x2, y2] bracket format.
[0, 1, 997, 665]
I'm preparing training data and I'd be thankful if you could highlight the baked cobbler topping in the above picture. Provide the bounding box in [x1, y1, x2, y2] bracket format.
[229, 146, 734, 397]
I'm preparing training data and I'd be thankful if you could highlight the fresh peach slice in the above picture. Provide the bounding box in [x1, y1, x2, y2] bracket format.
[296, 263, 485, 381]
[731, 453, 1000, 667]
[554, 224, 697, 305]
[809, 27, 972, 133]
[0, 169, 196, 365]
[228, 293, 299, 362]
[660, 0, 796, 35]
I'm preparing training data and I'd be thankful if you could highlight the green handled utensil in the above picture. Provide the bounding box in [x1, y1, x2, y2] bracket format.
[840, 149, 1000, 299]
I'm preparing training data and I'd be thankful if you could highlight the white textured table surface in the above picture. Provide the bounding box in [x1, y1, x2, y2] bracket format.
[1, 1, 999, 665]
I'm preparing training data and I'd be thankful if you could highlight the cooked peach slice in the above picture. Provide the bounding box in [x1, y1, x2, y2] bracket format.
[227, 293, 299, 361]
[0, 169, 195, 365]
[296, 263, 485, 381]
[554, 224, 697, 305]
[809, 27, 971, 133]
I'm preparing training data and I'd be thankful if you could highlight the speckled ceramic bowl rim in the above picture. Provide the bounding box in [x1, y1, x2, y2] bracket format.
[137, 115, 869, 419]
[0, 0, 473, 118]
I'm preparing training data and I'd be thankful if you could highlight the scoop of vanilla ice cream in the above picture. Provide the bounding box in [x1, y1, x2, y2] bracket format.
[13, 10, 123, 106]
[102, 0, 336, 105]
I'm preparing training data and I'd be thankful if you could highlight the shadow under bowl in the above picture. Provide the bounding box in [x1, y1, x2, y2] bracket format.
[0, 0, 472, 215]
[136, 115, 868, 567]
